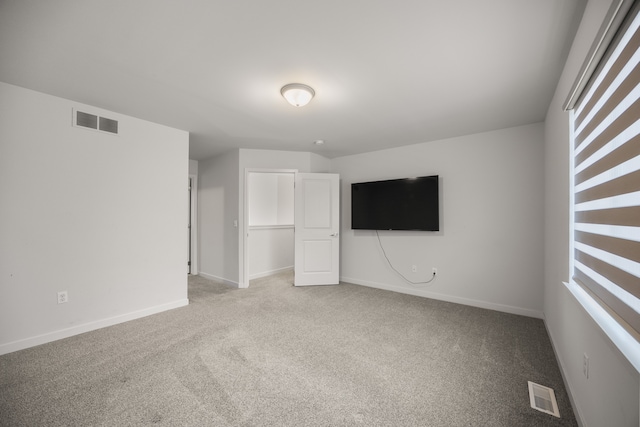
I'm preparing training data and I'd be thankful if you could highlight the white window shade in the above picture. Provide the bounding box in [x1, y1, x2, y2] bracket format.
[571, 1, 640, 338]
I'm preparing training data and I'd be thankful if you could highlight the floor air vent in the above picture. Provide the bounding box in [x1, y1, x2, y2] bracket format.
[528, 381, 560, 418]
[74, 109, 119, 135]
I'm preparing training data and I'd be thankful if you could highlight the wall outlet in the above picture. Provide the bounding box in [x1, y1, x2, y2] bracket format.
[411, 265, 417, 273]
[57, 291, 68, 304]
[432, 267, 438, 276]
[583, 353, 589, 379]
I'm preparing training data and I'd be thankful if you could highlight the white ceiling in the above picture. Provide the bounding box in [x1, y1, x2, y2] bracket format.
[0, 0, 585, 160]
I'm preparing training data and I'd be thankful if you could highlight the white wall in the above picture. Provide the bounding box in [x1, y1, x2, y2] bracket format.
[543, 0, 639, 425]
[189, 159, 198, 175]
[198, 150, 240, 286]
[239, 149, 332, 173]
[310, 152, 332, 173]
[248, 173, 294, 226]
[0, 82, 189, 354]
[331, 123, 545, 317]
[248, 227, 294, 279]
[277, 174, 294, 225]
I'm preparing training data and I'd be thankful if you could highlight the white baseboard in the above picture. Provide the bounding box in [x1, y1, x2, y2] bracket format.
[0, 298, 189, 356]
[543, 312, 584, 427]
[340, 276, 544, 319]
[197, 271, 240, 288]
[249, 266, 293, 281]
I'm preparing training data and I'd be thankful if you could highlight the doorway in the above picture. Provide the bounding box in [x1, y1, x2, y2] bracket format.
[188, 174, 198, 275]
[244, 170, 296, 285]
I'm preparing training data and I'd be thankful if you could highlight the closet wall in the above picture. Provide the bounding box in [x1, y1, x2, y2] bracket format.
[248, 172, 294, 279]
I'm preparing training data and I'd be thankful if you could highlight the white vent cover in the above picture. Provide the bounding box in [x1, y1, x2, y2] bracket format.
[73, 109, 119, 135]
[528, 381, 560, 418]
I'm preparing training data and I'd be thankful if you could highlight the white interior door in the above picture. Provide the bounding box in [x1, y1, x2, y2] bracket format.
[294, 173, 340, 286]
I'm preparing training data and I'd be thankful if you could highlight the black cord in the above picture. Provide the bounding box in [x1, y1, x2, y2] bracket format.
[375, 230, 436, 286]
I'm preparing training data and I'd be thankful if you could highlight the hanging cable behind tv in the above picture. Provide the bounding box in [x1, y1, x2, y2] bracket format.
[376, 230, 437, 286]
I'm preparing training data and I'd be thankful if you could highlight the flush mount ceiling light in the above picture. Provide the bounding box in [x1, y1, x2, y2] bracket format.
[281, 83, 315, 107]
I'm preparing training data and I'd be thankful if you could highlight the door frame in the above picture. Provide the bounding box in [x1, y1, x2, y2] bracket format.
[189, 173, 198, 275]
[241, 168, 297, 288]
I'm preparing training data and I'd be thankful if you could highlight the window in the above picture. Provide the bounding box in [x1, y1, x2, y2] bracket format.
[566, 0, 640, 340]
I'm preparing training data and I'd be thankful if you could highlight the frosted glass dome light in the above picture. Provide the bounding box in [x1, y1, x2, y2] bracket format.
[281, 83, 315, 107]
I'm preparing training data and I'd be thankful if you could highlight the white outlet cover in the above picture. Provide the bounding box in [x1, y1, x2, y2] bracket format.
[57, 291, 68, 304]
[583, 353, 589, 378]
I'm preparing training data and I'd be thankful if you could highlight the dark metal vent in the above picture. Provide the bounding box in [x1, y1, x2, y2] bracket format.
[74, 109, 119, 135]
[99, 117, 118, 134]
[76, 111, 98, 129]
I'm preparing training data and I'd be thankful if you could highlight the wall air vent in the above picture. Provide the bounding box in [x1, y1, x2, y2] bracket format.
[73, 108, 119, 135]
[99, 117, 118, 134]
[75, 111, 98, 130]
[527, 381, 560, 418]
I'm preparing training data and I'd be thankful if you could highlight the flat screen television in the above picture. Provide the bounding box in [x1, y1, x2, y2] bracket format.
[351, 175, 439, 231]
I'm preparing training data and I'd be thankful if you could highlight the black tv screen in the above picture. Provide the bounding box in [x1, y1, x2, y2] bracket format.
[351, 175, 439, 231]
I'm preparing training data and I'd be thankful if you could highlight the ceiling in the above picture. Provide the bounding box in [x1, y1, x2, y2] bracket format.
[0, 0, 585, 160]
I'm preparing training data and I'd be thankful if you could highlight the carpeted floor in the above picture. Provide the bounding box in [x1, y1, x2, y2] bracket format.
[0, 271, 576, 426]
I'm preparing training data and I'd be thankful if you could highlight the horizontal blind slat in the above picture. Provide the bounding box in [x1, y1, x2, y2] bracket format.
[575, 168, 640, 202]
[576, 133, 640, 184]
[575, 223, 640, 243]
[576, 206, 640, 227]
[575, 63, 640, 142]
[575, 250, 640, 306]
[575, 96, 640, 161]
[573, 271, 640, 334]
[575, 230, 640, 264]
